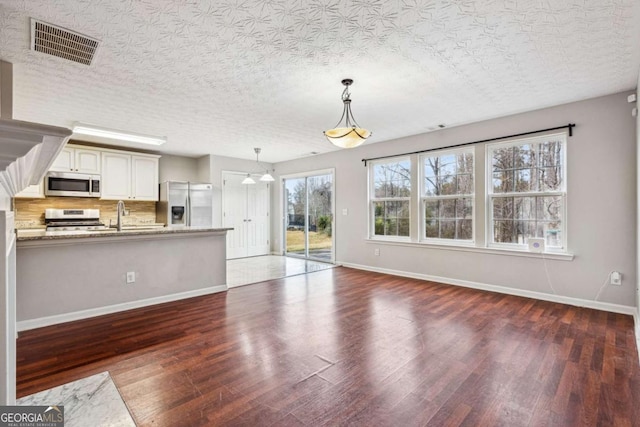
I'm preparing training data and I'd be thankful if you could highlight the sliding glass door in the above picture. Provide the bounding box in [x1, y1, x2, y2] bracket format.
[284, 170, 334, 262]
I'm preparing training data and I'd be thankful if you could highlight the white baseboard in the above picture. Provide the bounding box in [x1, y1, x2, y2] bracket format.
[17, 285, 228, 332]
[340, 262, 636, 316]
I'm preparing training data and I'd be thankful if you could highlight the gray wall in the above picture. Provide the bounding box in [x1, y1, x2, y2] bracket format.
[158, 154, 200, 182]
[637, 77, 640, 317]
[272, 92, 637, 307]
[16, 232, 228, 325]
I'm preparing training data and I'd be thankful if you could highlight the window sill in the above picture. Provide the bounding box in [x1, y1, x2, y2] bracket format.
[365, 239, 574, 261]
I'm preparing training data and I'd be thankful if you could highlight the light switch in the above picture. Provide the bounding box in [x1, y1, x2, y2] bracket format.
[342, 208, 348, 215]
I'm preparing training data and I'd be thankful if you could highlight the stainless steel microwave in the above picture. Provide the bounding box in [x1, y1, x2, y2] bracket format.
[44, 172, 101, 197]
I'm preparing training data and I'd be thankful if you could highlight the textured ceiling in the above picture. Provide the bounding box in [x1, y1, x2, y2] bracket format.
[0, 0, 639, 162]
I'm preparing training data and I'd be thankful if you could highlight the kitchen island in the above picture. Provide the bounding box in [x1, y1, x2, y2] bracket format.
[16, 227, 232, 331]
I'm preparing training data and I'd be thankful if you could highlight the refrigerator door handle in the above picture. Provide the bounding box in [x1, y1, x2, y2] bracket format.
[186, 195, 191, 227]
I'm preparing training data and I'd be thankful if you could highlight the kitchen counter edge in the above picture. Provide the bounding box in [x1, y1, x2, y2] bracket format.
[16, 227, 233, 243]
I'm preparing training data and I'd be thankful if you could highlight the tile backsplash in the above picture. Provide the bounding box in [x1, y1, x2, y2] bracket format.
[14, 197, 157, 229]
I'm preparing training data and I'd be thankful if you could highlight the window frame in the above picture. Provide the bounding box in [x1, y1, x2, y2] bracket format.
[419, 147, 475, 245]
[486, 133, 568, 252]
[368, 156, 412, 241]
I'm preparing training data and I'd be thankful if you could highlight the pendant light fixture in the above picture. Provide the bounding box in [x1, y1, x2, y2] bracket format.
[242, 148, 274, 184]
[324, 78, 371, 148]
[241, 174, 256, 185]
[256, 148, 275, 182]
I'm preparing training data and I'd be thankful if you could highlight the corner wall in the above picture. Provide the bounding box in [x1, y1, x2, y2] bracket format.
[636, 76, 640, 347]
[273, 92, 637, 309]
[198, 154, 273, 228]
[159, 154, 200, 182]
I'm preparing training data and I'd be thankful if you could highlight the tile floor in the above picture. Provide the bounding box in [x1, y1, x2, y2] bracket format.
[226, 255, 335, 288]
[17, 372, 135, 427]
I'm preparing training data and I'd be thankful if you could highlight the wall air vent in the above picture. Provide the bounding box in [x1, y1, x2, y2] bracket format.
[30, 19, 99, 66]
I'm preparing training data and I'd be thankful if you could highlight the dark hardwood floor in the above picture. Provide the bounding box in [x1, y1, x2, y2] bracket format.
[16, 267, 640, 426]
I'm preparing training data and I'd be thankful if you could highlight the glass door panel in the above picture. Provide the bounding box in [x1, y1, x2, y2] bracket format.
[285, 177, 306, 257]
[284, 173, 334, 262]
[307, 174, 332, 261]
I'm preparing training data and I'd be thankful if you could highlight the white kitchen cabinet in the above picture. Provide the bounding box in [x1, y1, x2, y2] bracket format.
[50, 146, 100, 174]
[101, 152, 159, 201]
[14, 181, 44, 199]
[131, 156, 158, 200]
[100, 152, 131, 200]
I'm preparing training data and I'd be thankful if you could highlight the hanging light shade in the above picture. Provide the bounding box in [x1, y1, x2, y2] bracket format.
[253, 148, 275, 182]
[241, 173, 256, 185]
[242, 148, 274, 184]
[260, 171, 274, 182]
[324, 78, 371, 149]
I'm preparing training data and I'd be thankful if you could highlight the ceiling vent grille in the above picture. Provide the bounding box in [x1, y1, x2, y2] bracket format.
[30, 19, 99, 66]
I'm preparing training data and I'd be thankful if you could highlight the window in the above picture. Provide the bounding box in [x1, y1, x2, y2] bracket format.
[421, 149, 474, 241]
[370, 157, 411, 238]
[488, 134, 566, 249]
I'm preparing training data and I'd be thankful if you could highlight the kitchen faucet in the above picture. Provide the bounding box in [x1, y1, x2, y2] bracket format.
[116, 200, 127, 231]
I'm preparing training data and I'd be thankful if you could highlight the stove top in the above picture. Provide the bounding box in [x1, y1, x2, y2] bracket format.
[44, 208, 107, 231]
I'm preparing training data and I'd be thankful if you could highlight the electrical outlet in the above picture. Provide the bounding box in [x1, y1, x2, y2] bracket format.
[126, 271, 136, 284]
[610, 271, 621, 286]
[374, 248, 380, 256]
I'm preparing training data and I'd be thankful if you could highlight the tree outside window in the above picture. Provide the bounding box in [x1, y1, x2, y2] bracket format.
[489, 135, 566, 248]
[370, 158, 411, 238]
[421, 149, 474, 241]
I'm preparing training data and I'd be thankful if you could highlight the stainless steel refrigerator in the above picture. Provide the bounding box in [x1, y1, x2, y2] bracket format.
[157, 181, 213, 227]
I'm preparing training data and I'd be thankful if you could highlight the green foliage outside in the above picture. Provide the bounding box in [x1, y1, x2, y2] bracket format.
[317, 215, 332, 237]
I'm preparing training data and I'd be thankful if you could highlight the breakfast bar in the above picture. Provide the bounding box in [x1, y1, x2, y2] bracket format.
[16, 227, 232, 331]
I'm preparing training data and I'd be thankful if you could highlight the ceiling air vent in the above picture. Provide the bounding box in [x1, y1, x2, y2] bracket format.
[30, 19, 99, 66]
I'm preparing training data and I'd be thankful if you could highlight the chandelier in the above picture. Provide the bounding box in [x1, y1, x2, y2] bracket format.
[242, 148, 274, 184]
[324, 78, 371, 148]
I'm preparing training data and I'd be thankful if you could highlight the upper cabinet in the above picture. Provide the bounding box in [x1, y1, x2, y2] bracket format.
[101, 152, 130, 200]
[131, 156, 159, 200]
[101, 152, 159, 201]
[50, 146, 100, 174]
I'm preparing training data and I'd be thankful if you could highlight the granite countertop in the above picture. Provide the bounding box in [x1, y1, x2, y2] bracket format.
[16, 226, 233, 241]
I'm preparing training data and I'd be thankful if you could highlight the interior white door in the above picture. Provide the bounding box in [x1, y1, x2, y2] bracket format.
[223, 172, 270, 259]
[247, 181, 270, 256]
[224, 174, 248, 259]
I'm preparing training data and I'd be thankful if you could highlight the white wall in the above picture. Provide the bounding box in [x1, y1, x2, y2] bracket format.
[0, 188, 9, 211]
[158, 154, 200, 182]
[273, 92, 637, 308]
